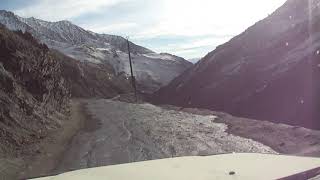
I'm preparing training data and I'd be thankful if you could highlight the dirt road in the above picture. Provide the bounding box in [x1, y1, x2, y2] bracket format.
[5, 99, 86, 179]
[53, 99, 276, 173]
[6, 98, 320, 179]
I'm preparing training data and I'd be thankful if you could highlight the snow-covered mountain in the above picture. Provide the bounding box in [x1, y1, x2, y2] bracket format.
[0, 10, 192, 93]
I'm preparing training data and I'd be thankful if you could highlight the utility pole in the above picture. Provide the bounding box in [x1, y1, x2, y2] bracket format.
[127, 37, 138, 102]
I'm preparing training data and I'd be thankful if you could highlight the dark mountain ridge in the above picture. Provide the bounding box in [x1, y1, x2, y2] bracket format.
[152, 0, 320, 129]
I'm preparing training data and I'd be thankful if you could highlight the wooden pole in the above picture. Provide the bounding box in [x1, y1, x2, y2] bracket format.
[127, 38, 138, 102]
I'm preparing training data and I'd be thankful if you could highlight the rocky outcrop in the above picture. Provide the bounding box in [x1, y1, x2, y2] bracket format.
[152, 0, 320, 129]
[0, 25, 70, 156]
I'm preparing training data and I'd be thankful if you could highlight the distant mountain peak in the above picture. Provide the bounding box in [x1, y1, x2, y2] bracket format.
[187, 58, 201, 64]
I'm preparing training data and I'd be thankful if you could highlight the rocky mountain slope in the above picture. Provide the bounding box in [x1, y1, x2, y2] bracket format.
[0, 25, 70, 156]
[152, 0, 320, 129]
[53, 50, 132, 98]
[0, 10, 192, 93]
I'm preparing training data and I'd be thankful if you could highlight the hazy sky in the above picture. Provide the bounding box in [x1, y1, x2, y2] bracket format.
[1, 0, 286, 59]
